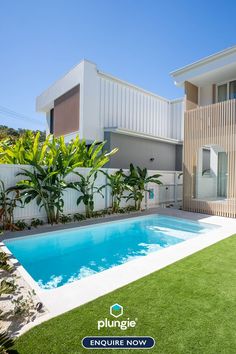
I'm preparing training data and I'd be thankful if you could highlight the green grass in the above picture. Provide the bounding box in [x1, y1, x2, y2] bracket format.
[13, 235, 236, 354]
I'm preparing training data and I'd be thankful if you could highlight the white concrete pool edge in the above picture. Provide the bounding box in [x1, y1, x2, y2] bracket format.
[1, 210, 236, 336]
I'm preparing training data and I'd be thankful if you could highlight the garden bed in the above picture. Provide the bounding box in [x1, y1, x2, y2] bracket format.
[0, 254, 46, 336]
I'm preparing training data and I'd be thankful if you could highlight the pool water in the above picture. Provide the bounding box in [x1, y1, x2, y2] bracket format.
[4, 215, 218, 289]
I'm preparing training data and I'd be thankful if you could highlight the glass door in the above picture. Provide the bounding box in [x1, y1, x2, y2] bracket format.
[217, 152, 227, 198]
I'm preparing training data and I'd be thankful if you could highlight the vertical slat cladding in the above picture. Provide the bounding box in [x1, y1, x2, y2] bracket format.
[184, 99, 236, 217]
[112, 82, 117, 127]
[146, 95, 149, 134]
[229, 100, 233, 216]
[137, 92, 140, 132]
[233, 101, 236, 216]
[99, 78, 102, 128]
[98, 76, 183, 139]
[143, 94, 146, 133]
[154, 100, 158, 135]
[125, 87, 129, 129]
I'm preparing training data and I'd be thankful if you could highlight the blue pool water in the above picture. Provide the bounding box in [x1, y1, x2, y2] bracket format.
[4, 215, 218, 289]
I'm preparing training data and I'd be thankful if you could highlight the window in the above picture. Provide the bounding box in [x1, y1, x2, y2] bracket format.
[217, 80, 236, 102]
[229, 80, 236, 100]
[49, 109, 54, 134]
[217, 84, 227, 102]
[202, 148, 211, 176]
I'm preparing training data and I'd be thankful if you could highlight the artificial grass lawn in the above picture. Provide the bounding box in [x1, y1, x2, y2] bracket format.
[13, 235, 236, 354]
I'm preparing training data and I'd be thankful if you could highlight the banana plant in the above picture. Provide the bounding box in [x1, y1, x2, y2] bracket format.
[68, 170, 104, 218]
[1, 132, 118, 222]
[124, 164, 162, 211]
[0, 131, 118, 168]
[78, 140, 118, 169]
[0, 180, 22, 231]
[14, 164, 66, 225]
[100, 169, 126, 213]
[68, 141, 118, 218]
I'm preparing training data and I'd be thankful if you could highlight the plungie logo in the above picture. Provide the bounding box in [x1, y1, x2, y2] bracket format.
[97, 304, 137, 331]
[110, 303, 123, 318]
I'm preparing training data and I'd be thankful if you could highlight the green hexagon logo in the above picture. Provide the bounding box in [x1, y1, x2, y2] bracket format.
[110, 303, 123, 318]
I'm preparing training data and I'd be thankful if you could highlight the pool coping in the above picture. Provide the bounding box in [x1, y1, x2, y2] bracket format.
[1, 207, 236, 335]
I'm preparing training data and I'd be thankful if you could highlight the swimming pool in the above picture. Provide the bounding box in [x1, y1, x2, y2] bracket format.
[4, 215, 218, 290]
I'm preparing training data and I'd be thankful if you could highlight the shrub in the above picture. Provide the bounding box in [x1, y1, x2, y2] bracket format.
[59, 214, 72, 224]
[30, 218, 44, 228]
[11, 290, 36, 321]
[14, 220, 29, 231]
[73, 213, 86, 222]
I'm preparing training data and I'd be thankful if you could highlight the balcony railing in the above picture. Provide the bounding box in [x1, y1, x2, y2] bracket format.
[185, 99, 236, 140]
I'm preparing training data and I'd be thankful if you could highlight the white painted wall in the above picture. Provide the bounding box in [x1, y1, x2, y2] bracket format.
[36, 61, 85, 112]
[0, 165, 182, 221]
[46, 112, 50, 135]
[199, 85, 213, 106]
[170, 99, 183, 140]
[82, 62, 102, 142]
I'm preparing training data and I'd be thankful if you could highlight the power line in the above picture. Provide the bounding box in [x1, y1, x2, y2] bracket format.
[0, 117, 45, 129]
[0, 105, 44, 126]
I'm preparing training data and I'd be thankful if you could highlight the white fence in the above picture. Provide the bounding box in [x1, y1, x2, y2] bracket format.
[0, 164, 183, 221]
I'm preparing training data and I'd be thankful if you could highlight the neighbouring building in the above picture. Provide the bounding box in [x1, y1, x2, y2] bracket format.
[36, 60, 183, 171]
[171, 45, 236, 217]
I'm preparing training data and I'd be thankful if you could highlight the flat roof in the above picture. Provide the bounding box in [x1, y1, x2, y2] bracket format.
[170, 45, 236, 77]
[170, 45, 236, 87]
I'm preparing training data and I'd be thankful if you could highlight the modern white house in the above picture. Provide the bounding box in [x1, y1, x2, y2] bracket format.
[36, 60, 183, 171]
[37, 45, 236, 217]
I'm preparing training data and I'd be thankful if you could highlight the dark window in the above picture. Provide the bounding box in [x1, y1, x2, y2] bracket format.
[49, 109, 54, 134]
[217, 84, 227, 102]
[229, 80, 236, 100]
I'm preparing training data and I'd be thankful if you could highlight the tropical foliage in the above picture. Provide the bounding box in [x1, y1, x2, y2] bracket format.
[69, 170, 104, 218]
[0, 132, 117, 167]
[0, 131, 47, 164]
[1, 132, 117, 225]
[124, 164, 162, 211]
[0, 180, 22, 230]
[0, 248, 37, 350]
[101, 169, 126, 213]
[15, 165, 66, 225]
[0, 251, 15, 309]
[0, 130, 163, 227]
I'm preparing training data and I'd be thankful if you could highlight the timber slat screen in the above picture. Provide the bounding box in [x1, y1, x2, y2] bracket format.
[183, 99, 236, 217]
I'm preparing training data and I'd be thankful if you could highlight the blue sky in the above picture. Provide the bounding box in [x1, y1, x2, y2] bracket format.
[0, 0, 236, 131]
